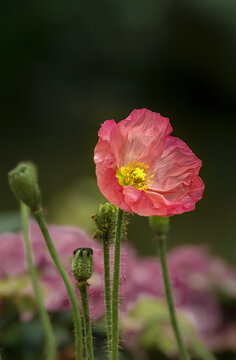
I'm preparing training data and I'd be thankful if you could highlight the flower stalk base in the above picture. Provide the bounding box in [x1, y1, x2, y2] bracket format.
[111, 208, 124, 360]
[157, 234, 190, 360]
[103, 235, 112, 356]
[21, 203, 56, 360]
[78, 282, 94, 360]
[33, 208, 83, 360]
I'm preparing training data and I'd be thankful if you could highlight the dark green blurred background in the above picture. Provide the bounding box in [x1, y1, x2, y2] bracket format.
[1, 0, 236, 260]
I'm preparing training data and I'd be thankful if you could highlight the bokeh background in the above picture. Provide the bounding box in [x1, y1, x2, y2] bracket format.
[1, 1, 236, 359]
[1, 0, 236, 260]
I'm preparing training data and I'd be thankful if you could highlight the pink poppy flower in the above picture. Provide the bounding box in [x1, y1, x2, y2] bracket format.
[94, 108, 204, 216]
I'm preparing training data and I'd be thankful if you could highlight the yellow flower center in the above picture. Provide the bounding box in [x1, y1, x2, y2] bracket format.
[116, 161, 154, 191]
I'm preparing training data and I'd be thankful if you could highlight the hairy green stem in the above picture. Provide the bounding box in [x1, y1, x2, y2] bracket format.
[111, 208, 123, 360]
[157, 235, 191, 360]
[78, 283, 94, 360]
[33, 208, 83, 360]
[21, 203, 56, 360]
[103, 235, 112, 357]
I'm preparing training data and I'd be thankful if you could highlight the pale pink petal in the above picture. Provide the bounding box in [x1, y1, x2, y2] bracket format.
[98, 119, 116, 141]
[110, 109, 172, 167]
[95, 140, 132, 213]
[123, 187, 155, 216]
[151, 137, 202, 182]
[142, 136, 205, 215]
[145, 179, 204, 216]
[145, 176, 204, 216]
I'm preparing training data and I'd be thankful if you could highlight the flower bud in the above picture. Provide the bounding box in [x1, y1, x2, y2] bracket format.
[149, 216, 170, 236]
[72, 248, 94, 283]
[8, 162, 41, 211]
[92, 202, 117, 239]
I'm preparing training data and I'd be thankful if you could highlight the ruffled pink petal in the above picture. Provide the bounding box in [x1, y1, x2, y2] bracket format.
[144, 136, 204, 215]
[110, 109, 172, 167]
[123, 187, 156, 216]
[94, 138, 132, 212]
[151, 136, 202, 184]
[98, 119, 116, 141]
[146, 176, 204, 216]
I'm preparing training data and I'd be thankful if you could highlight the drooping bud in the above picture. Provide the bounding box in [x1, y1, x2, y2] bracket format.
[8, 162, 41, 211]
[92, 202, 117, 240]
[149, 216, 170, 236]
[72, 248, 94, 283]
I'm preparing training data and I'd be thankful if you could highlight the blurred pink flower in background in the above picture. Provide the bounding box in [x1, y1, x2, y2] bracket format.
[0, 221, 105, 320]
[0, 223, 236, 353]
[122, 245, 236, 353]
[94, 108, 204, 216]
[167, 246, 222, 335]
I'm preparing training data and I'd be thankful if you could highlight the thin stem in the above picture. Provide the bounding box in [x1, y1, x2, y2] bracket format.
[157, 235, 191, 360]
[78, 283, 94, 360]
[103, 235, 112, 357]
[33, 208, 83, 360]
[111, 208, 123, 360]
[21, 203, 56, 360]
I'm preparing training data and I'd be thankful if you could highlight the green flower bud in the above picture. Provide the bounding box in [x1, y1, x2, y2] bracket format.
[8, 162, 41, 211]
[149, 216, 170, 236]
[92, 202, 117, 239]
[72, 248, 94, 283]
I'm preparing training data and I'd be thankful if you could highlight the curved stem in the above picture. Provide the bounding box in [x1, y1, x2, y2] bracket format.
[157, 235, 191, 360]
[103, 235, 112, 357]
[33, 208, 83, 360]
[21, 203, 56, 360]
[111, 208, 123, 360]
[78, 283, 94, 360]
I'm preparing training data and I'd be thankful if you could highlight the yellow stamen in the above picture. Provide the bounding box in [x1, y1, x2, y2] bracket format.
[116, 161, 154, 191]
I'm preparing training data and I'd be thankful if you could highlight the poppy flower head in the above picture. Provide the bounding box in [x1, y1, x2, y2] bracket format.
[94, 109, 204, 216]
[116, 161, 154, 191]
